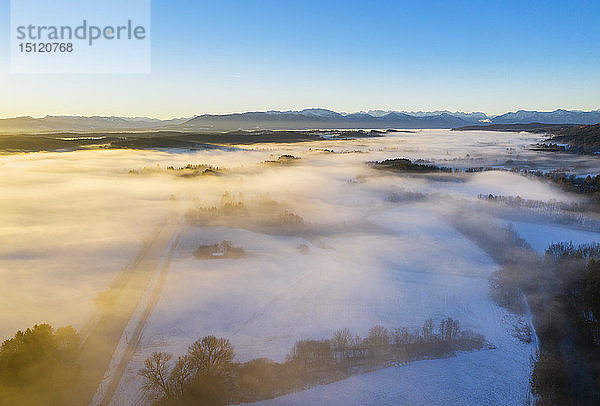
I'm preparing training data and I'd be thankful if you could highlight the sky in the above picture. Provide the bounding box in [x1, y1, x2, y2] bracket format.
[0, 0, 599, 118]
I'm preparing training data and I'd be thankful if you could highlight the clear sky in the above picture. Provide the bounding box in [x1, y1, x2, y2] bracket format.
[0, 0, 599, 118]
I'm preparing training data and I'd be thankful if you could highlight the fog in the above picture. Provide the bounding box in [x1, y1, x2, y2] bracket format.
[2, 130, 600, 404]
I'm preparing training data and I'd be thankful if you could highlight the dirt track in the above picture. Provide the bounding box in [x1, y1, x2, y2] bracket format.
[66, 218, 180, 406]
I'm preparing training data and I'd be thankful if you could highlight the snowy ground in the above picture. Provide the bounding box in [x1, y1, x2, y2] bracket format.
[5, 130, 600, 404]
[253, 345, 534, 406]
[111, 204, 537, 405]
[502, 220, 600, 253]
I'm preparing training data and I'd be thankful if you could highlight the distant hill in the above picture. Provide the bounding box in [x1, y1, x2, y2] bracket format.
[177, 110, 473, 131]
[452, 123, 576, 132]
[0, 129, 383, 153]
[490, 109, 600, 125]
[453, 123, 600, 155]
[0, 116, 191, 134]
[1, 108, 599, 133]
[549, 124, 600, 154]
[368, 110, 489, 122]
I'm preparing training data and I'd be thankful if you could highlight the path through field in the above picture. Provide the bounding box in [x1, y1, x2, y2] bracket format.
[66, 216, 181, 406]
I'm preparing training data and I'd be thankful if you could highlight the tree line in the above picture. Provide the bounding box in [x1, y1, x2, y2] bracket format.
[528, 242, 600, 404]
[139, 318, 485, 405]
[0, 324, 80, 406]
[454, 213, 600, 405]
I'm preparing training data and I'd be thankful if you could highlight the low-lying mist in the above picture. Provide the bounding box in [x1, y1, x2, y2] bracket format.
[2, 129, 599, 404]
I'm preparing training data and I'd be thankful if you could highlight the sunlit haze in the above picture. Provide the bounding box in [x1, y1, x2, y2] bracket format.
[0, 0, 599, 117]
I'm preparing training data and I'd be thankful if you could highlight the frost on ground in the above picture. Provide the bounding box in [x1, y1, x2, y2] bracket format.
[5, 130, 598, 404]
[111, 205, 537, 405]
[504, 220, 600, 253]
[253, 346, 533, 406]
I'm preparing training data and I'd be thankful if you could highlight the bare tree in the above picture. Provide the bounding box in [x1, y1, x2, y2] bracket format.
[332, 328, 352, 352]
[169, 354, 195, 399]
[366, 325, 390, 347]
[439, 319, 447, 342]
[188, 335, 234, 378]
[393, 327, 411, 346]
[422, 319, 434, 341]
[439, 318, 460, 342]
[288, 339, 333, 367]
[139, 352, 174, 400]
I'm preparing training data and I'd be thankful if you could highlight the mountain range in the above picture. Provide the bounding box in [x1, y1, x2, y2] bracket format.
[1, 109, 599, 133]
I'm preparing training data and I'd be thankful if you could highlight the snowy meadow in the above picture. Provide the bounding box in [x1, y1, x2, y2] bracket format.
[2, 130, 599, 405]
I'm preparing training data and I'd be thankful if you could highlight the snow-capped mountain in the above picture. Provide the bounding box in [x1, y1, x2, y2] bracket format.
[1, 108, 598, 133]
[491, 109, 600, 125]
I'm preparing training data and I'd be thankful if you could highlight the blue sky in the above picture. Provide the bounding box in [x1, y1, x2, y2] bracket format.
[0, 0, 598, 118]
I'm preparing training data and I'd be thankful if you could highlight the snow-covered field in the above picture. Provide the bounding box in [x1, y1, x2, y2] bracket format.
[4, 130, 600, 404]
[112, 204, 537, 405]
[254, 346, 533, 406]
[503, 220, 600, 253]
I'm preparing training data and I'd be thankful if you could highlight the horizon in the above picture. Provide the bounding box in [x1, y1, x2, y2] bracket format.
[1, 0, 599, 118]
[3, 106, 600, 121]
[4, 2, 600, 405]
[2, 2, 600, 405]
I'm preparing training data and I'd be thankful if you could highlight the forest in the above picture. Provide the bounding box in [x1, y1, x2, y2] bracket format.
[454, 214, 600, 404]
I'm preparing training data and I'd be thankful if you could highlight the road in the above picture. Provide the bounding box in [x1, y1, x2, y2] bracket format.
[97, 229, 182, 405]
[66, 217, 181, 406]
